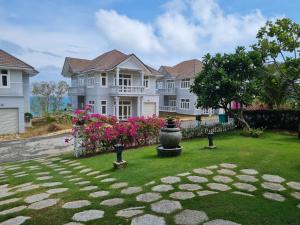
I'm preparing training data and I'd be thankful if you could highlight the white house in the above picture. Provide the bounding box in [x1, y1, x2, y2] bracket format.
[0, 49, 38, 134]
[62, 49, 162, 120]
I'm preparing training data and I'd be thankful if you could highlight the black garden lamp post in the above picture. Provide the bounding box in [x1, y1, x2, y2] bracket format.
[206, 132, 216, 149]
[113, 144, 127, 169]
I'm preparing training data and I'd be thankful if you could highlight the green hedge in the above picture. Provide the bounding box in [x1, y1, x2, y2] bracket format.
[234, 110, 300, 131]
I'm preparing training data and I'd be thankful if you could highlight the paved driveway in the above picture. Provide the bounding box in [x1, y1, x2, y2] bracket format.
[0, 134, 73, 163]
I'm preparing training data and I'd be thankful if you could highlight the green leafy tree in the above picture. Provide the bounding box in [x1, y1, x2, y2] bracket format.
[191, 47, 264, 130]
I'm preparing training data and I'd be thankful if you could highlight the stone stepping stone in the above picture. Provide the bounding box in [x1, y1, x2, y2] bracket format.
[13, 182, 32, 189]
[121, 186, 143, 195]
[74, 166, 86, 170]
[287, 181, 300, 191]
[175, 209, 209, 225]
[151, 200, 182, 214]
[197, 190, 218, 197]
[217, 169, 236, 176]
[70, 178, 83, 182]
[206, 165, 218, 170]
[236, 175, 258, 183]
[63, 223, 84, 225]
[15, 174, 28, 178]
[110, 182, 128, 189]
[24, 193, 50, 203]
[41, 182, 62, 187]
[0, 197, 21, 206]
[263, 192, 285, 202]
[261, 182, 286, 191]
[80, 186, 98, 191]
[46, 188, 69, 194]
[152, 184, 174, 192]
[95, 174, 110, 179]
[72, 210, 104, 222]
[233, 183, 257, 192]
[145, 181, 156, 186]
[262, 174, 285, 183]
[291, 192, 300, 200]
[203, 219, 241, 225]
[68, 162, 81, 166]
[240, 169, 258, 175]
[177, 172, 191, 177]
[100, 198, 124, 206]
[116, 207, 144, 218]
[0, 205, 27, 215]
[86, 171, 101, 176]
[136, 192, 162, 203]
[0, 216, 31, 225]
[0, 192, 15, 199]
[232, 191, 254, 197]
[170, 191, 195, 200]
[36, 172, 50, 175]
[54, 168, 65, 171]
[89, 191, 109, 198]
[131, 214, 165, 225]
[80, 168, 92, 174]
[187, 176, 208, 183]
[193, 168, 213, 175]
[213, 176, 233, 184]
[62, 200, 91, 209]
[59, 171, 72, 175]
[101, 178, 116, 183]
[16, 184, 40, 192]
[75, 181, 90, 186]
[207, 183, 231, 191]
[220, 163, 237, 169]
[37, 176, 53, 181]
[65, 175, 76, 178]
[161, 176, 181, 184]
[178, 184, 202, 191]
[28, 198, 60, 210]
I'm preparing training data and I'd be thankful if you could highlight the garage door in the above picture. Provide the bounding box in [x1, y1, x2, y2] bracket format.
[0, 108, 19, 134]
[143, 103, 156, 116]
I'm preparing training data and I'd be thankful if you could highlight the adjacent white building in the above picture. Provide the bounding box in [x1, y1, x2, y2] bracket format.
[0, 49, 38, 134]
[62, 50, 162, 120]
[157, 59, 214, 115]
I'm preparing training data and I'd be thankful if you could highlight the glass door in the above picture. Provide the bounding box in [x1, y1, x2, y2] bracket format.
[119, 74, 132, 92]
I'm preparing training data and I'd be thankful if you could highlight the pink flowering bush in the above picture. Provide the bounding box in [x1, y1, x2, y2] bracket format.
[69, 105, 165, 155]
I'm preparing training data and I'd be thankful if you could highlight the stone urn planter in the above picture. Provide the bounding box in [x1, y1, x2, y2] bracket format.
[157, 117, 182, 157]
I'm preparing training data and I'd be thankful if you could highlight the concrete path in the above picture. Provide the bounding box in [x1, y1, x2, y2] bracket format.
[0, 134, 73, 163]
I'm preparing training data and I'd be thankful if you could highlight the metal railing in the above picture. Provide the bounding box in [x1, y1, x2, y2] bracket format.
[68, 87, 85, 95]
[110, 85, 145, 95]
[157, 88, 176, 94]
[159, 106, 177, 112]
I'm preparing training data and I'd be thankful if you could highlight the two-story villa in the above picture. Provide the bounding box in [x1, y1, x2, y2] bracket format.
[0, 49, 38, 134]
[157, 59, 214, 116]
[62, 50, 161, 120]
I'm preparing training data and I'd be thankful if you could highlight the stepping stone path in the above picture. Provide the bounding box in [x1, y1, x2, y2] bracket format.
[217, 169, 236, 176]
[116, 207, 144, 218]
[47, 188, 69, 194]
[63, 200, 91, 209]
[261, 182, 286, 191]
[161, 176, 181, 184]
[263, 192, 285, 202]
[151, 200, 182, 214]
[232, 191, 254, 197]
[236, 175, 258, 183]
[203, 219, 241, 225]
[131, 214, 165, 225]
[175, 209, 209, 225]
[240, 169, 258, 175]
[170, 191, 195, 200]
[291, 192, 300, 200]
[136, 192, 162, 203]
[207, 183, 231, 191]
[178, 184, 202, 191]
[197, 190, 218, 196]
[72, 210, 104, 222]
[121, 186, 143, 194]
[152, 184, 174, 192]
[220, 163, 237, 169]
[24, 193, 50, 203]
[287, 181, 300, 191]
[80, 186, 97, 191]
[262, 174, 285, 183]
[213, 175, 233, 184]
[101, 178, 116, 183]
[28, 198, 60, 210]
[89, 191, 110, 198]
[41, 182, 62, 187]
[233, 183, 257, 192]
[187, 176, 208, 183]
[110, 182, 128, 189]
[100, 198, 124, 206]
[0, 216, 31, 225]
[193, 168, 213, 175]
[0, 197, 21, 206]
[177, 172, 191, 176]
[0, 205, 27, 215]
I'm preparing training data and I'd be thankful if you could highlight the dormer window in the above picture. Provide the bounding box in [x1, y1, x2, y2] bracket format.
[0, 69, 9, 88]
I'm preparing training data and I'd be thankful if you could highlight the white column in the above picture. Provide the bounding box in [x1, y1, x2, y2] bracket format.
[115, 96, 120, 120]
[140, 96, 143, 116]
[140, 70, 144, 87]
[116, 67, 120, 86]
[137, 97, 141, 117]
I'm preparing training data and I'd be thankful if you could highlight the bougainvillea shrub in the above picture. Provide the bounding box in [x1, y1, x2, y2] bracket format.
[68, 105, 165, 155]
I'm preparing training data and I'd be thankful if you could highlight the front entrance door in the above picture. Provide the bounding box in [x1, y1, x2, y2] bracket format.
[114, 100, 132, 120]
[78, 96, 85, 109]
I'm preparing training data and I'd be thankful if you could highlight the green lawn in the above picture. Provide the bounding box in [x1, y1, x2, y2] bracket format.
[1, 131, 300, 225]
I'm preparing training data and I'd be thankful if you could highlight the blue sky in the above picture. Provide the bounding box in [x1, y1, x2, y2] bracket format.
[0, 0, 299, 82]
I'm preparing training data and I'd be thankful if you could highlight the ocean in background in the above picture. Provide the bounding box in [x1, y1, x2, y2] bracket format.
[30, 96, 70, 116]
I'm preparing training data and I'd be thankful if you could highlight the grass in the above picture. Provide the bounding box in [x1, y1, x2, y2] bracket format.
[1, 131, 300, 225]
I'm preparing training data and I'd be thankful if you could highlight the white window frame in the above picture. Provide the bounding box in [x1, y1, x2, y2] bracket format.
[144, 76, 149, 88]
[78, 76, 85, 87]
[114, 100, 132, 120]
[88, 100, 95, 113]
[100, 73, 107, 87]
[0, 69, 10, 88]
[100, 100, 107, 115]
[180, 78, 191, 89]
[166, 79, 175, 89]
[180, 98, 190, 110]
[87, 76, 95, 88]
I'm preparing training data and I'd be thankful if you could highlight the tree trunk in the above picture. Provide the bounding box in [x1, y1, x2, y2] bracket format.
[227, 107, 251, 130]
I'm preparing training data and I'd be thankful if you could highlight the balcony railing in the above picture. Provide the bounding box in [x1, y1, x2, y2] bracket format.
[159, 106, 177, 112]
[110, 86, 145, 95]
[68, 87, 85, 95]
[157, 88, 176, 95]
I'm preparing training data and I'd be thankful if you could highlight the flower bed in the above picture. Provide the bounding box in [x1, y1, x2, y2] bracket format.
[68, 105, 165, 157]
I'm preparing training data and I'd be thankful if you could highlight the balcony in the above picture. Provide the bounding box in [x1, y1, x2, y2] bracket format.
[157, 88, 176, 95]
[68, 87, 85, 96]
[110, 86, 145, 96]
[159, 106, 177, 112]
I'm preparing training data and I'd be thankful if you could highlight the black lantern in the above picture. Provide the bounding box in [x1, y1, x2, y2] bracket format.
[206, 132, 216, 149]
[114, 144, 124, 162]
